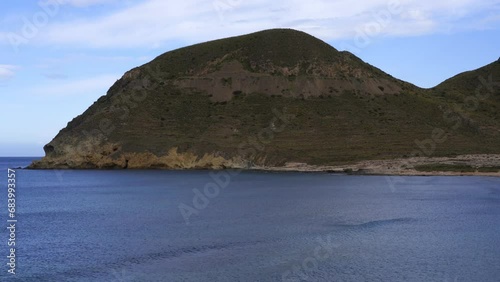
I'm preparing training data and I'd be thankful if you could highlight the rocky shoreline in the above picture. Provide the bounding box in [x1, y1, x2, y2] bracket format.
[28, 154, 500, 177]
[258, 155, 500, 176]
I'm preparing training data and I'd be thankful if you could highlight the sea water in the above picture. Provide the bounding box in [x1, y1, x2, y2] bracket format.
[0, 157, 499, 281]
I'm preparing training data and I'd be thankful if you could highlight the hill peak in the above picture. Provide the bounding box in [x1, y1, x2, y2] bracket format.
[146, 28, 342, 78]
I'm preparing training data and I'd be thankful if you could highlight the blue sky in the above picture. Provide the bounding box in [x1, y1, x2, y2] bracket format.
[0, 0, 499, 156]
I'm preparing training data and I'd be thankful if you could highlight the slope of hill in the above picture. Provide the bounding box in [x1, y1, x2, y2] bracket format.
[29, 29, 500, 171]
[420, 59, 500, 148]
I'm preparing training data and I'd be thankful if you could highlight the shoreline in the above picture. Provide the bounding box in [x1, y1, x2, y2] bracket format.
[25, 154, 500, 177]
[256, 154, 500, 177]
[22, 167, 500, 177]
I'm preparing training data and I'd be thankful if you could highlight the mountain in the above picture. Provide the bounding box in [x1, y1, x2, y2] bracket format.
[30, 29, 500, 170]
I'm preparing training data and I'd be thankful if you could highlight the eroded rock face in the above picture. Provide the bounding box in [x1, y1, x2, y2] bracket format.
[174, 60, 402, 102]
[30, 146, 248, 170]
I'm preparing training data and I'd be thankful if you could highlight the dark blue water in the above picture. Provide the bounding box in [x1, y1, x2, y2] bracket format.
[0, 158, 499, 281]
[0, 157, 41, 171]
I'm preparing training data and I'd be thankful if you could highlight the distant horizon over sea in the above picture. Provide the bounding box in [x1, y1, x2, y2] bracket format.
[0, 156, 42, 170]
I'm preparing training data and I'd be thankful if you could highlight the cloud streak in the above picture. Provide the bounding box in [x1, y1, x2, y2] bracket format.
[61, 0, 118, 7]
[43, 73, 69, 80]
[0, 65, 19, 81]
[18, 0, 497, 49]
[27, 73, 119, 97]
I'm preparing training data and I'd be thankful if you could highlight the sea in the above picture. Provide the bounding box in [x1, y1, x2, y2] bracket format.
[0, 157, 499, 282]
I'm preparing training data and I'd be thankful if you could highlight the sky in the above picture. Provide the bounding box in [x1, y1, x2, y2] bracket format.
[0, 0, 499, 156]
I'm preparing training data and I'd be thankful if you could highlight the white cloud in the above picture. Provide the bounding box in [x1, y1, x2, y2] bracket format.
[35, 53, 145, 68]
[61, 0, 118, 7]
[43, 73, 69, 80]
[28, 73, 120, 96]
[0, 65, 19, 81]
[28, 0, 499, 49]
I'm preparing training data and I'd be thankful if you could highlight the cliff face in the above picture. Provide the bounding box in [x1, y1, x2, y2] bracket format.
[30, 29, 500, 169]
